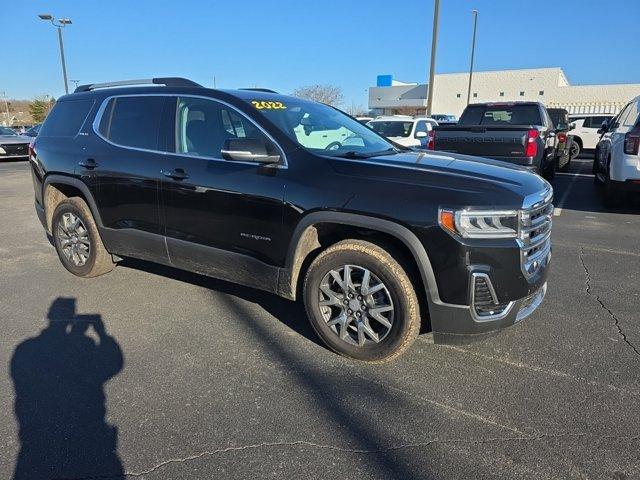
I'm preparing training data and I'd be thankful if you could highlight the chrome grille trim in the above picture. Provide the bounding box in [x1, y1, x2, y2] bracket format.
[519, 188, 553, 278]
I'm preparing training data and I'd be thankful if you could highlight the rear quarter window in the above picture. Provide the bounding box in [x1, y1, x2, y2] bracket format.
[39, 99, 95, 137]
[97, 96, 165, 150]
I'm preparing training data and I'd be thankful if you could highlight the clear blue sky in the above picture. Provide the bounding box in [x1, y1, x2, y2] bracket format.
[3, 0, 639, 108]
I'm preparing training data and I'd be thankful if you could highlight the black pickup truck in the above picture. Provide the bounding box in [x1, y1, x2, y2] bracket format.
[29, 78, 552, 362]
[435, 102, 560, 179]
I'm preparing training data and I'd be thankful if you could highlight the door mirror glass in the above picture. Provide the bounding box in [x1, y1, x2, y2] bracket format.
[221, 138, 280, 164]
[568, 122, 576, 131]
[597, 120, 609, 135]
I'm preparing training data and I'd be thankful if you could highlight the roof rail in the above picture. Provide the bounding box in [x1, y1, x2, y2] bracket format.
[74, 77, 202, 93]
[239, 88, 278, 94]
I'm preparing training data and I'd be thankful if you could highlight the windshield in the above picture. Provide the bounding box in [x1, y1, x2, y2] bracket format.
[248, 98, 395, 157]
[368, 121, 413, 138]
[0, 126, 17, 135]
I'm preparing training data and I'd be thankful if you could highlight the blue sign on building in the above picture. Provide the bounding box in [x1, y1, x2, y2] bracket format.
[376, 75, 393, 87]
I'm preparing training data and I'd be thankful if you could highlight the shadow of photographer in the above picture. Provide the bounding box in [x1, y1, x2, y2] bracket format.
[11, 297, 124, 479]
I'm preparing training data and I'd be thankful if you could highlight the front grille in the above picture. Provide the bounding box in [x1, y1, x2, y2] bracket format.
[1, 143, 29, 156]
[519, 192, 553, 278]
[471, 273, 511, 320]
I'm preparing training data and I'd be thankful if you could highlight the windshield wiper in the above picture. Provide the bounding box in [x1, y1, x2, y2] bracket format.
[335, 151, 372, 159]
[335, 148, 398, 159]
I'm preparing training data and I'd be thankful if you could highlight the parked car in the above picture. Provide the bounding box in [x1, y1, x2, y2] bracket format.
[367, 116, 437, 149]
[22, 123, 42, 137]
[0, 126, 31, 160]
[568, 114, 615, 159]
[593, 96, 640, 206]
[547, 108, 573, 172]
[30, 77, 552, 362]
[431, 113, 458, 125]
[435, 102, 561, 180]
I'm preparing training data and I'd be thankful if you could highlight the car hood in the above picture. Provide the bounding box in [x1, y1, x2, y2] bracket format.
[0, 135, 31, 144]
[328, 150, 551, 208]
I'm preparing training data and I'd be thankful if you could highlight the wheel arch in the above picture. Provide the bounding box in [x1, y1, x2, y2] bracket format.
[43, 175, 103, 235]
[279, 211, 440, 307]
[572, 136, 583, 148]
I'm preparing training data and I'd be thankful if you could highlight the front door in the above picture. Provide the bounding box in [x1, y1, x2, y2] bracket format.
[160, 96, 286, 291]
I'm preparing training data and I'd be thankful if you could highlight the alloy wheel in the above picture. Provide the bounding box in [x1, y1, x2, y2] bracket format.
[570, 142, 580, 159]
[318, 264, 394, 347]
[57, 212, 91, 266]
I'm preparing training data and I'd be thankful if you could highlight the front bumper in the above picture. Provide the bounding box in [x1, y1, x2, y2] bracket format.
[430, 281, 548, 344]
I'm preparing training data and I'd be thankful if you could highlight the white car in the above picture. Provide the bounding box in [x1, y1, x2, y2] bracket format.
[568, 113, 615, 158]
[367, 116, 437, 149]
[593, 96, 640, 206]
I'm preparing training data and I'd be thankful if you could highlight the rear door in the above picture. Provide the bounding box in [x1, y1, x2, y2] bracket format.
[159, 96, 286, 291]
[88, 95, 168, 262]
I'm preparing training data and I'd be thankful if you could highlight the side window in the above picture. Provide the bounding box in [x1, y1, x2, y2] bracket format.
[39, 99, 94, 137]
[621, 102, 640, 127]
[98, 96, 165, 150]
[614, 104, 633, 129]
[175, 97, 265, 158]
[414, 121, 427, 137]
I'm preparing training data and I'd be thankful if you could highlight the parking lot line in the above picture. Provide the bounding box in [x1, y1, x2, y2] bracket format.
[554, 161, 589, 216]
[556, 172, 592, 178]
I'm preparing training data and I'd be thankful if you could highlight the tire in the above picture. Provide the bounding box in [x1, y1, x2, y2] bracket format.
[603, 167, 622, 208]
[303, 239, 420, 362]
[51, 197, 115, 277]
[570, 140, 581, 160]
[542, 157, 556, 181]
[559, 152, 571, 173]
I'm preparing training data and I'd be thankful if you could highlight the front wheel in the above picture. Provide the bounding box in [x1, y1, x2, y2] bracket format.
[303, 240, 420, 362]
[52, 197, 115, 277]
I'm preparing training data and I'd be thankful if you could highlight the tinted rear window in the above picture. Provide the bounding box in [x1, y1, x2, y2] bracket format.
[98, 96, 165, 150]
[39, 99, 94, 137]
[459, 105, 542, 126]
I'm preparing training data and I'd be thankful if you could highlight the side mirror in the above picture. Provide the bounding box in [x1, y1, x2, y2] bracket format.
[569, 122, 576, 131]
[415, 131, 428, 138]
[597, 120, 609, 135]
[221, 138, 280, 164]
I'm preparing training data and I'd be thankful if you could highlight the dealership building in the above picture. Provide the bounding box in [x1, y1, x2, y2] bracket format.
[368, 67, 640, 117]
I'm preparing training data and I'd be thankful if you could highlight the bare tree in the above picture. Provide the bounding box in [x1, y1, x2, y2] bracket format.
[292, 85, 344, 106]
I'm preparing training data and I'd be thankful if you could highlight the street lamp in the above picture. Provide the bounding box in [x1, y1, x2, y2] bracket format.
[425, 0, 440, 117]
[38, 14, 72, 95]
[466, 10, 478, 106]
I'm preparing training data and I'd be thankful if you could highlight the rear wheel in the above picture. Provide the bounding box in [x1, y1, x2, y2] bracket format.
[52, 197, 115, 277]
[570, 140, 581, 160]
[603, 163, 622, 208]
[303, 240, 420, 362]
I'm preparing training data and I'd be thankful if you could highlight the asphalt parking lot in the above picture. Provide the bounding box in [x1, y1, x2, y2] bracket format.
[0, 157, 639, 479]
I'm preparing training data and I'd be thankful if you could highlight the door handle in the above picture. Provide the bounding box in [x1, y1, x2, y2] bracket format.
[78, 159, 97, 169]
[162, 168, 189, 180]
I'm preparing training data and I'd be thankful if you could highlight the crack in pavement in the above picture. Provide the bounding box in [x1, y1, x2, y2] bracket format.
[439, 345, 640, 397]
[117, 432, 638, 478]
[579, 247, 640, 358]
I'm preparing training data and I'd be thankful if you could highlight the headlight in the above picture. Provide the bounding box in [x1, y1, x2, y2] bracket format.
[439, 208, 519, 239]
[0, 147, 5, 154]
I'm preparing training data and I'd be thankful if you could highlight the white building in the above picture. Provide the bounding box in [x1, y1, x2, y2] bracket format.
[368, 67, 640, 117]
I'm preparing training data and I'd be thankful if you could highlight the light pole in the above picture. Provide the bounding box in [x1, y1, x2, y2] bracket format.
[466, 10, 478, 106]
[425, 0, 440, 116]
[38, 14, 72, 95]
[1, 91, 10, 127]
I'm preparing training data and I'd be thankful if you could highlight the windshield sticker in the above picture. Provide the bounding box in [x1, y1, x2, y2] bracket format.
[251, 100, 286, 110]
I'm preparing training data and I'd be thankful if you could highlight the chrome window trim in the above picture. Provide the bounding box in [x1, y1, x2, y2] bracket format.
[91, 93, 288, 169]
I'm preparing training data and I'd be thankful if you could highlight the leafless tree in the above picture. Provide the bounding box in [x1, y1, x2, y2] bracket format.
[292, 85, 344, 106]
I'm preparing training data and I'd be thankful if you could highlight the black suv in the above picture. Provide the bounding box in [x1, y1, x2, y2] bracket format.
[30, 78, 553, 362]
